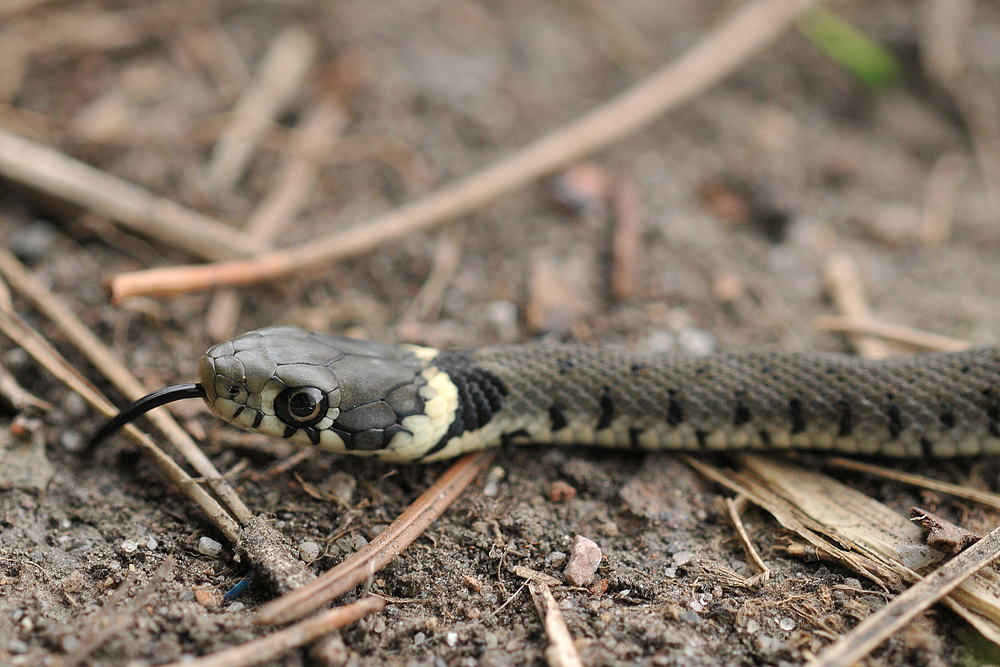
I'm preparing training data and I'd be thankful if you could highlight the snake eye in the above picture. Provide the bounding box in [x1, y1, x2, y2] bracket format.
[274, 387, 328, 427]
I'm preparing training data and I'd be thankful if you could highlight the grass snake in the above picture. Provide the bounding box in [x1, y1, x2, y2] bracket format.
[92, 325, 1000, 460]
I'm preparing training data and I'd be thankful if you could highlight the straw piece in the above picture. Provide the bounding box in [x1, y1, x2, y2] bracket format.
[0, 129, 261, 260]
[205, 28, 318, 194]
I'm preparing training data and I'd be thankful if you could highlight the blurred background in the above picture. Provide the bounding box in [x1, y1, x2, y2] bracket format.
[1, 0, 1000, 665]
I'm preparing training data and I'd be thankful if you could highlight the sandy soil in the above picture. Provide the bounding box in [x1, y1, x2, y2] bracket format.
[2, 1, 1000, 665]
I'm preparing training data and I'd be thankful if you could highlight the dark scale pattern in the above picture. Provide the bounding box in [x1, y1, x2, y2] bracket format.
[465, 344, 1000, 457]
[199, 327, 1000, 460]
[422, 350, 508, 457]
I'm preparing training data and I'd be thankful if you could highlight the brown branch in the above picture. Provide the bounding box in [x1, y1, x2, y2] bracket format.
[255, 450, 495, 626]
[109, 0, 821, 301]
[157, 596, 384, 667]
[0, 129, 260, 260]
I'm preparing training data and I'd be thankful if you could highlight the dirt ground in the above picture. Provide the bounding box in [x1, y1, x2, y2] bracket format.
[3, 0, 1000, 665]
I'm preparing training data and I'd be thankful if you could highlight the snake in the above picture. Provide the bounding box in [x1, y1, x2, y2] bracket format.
[91, 325, 1000, 460]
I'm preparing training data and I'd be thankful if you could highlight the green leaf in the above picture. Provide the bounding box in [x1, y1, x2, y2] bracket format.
[798, 7, 901, 89]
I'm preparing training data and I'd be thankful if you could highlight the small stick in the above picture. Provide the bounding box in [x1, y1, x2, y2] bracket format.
[0, 301, 240, 542]
[207, 94, 349, 340]
[0, 358, 52, 411]
[811, 522, 1000, 667]
[0, 129, 260, 260]
[724, 496, 771, 586]
[920, 151, 968, 246]
[204, 28, 318, 194]
[821, 252, 888, 359]
[920, 0, 1000, 213]
[61, 556, 175, 667]
[255, 450, 495, 626]
[825, 457, 1000, 512]
[611, 175, 641, 300]
[0, 249, 253, 526]
[812, 315, 972, 352]
[528, 581, 583, 667]
[109, 0, 821, 301]
[157, 596, 385, 667]
[397, 228, 464, 324]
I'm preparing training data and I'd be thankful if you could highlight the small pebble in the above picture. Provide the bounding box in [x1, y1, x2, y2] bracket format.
[553, 162, 612, 216]
[546, 551, 568, 568]
[778, 617, 796, 631]
[327, 471, 356, 505]
[120, 539, 138, 554]
[672, 551, 694, 566]
[194, 588, 221, 608]
[59, 430, 85, 452]
[10, 221, 58, 261]
[564, 535, 602, 586]
[145, 537, 158, 550]
[481, 466, 506, 497]
[366, 524, 388, 539]
[62, 392, 88, 418]
[644, 331, 675, 353]
[446, 631, 458, 647]
[677, 329, 716, 356]
[7, 639, 29, 654]
[413, 632, 426, 646]
[198, 536, 223, 557]
[373, 617, 386, 634]
[351, 534, 368, 550]
[299, 540, 321, 561]
[485, 301, 519, 343]
[548, 481, 577, 503]
[227, 602, 245, 613]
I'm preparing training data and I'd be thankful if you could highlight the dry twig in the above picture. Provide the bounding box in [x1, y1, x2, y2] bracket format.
[822, 252, 888, 358]
[724, 496, 771, 587]
[0, 292, 240, 541]
[811, 523, 1000, 667]
[529, 581, 583, 667]
[255, 450, 495, 626]
[158, 596, 385, 667]
[109, 0, 821, 301]
[825, 457, 1000, 513]
[0, 249, 253, 526]
[205, 27, 318, 194]
[812, 315, 972, 352]
[0, 130, 259, 260]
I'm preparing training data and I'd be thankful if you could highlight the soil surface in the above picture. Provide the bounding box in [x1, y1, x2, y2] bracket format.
[2, 1, 1000, 665]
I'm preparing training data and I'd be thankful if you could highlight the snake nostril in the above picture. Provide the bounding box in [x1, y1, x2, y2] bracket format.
[227, 384, 240, 397]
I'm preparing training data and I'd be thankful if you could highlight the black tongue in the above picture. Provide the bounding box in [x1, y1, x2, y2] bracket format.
[89, 383, 206, 448]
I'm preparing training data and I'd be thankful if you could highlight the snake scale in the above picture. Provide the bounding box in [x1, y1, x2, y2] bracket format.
[92, 325, 1000, 460]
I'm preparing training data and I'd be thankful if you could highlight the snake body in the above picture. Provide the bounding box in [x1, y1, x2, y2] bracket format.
[194, 326, 1000, 462]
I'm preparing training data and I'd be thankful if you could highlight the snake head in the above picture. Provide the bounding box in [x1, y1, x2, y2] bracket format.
[92, 326, 461, 462]
[199, 327, 344, 447]
[198, 326, 452, 458]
